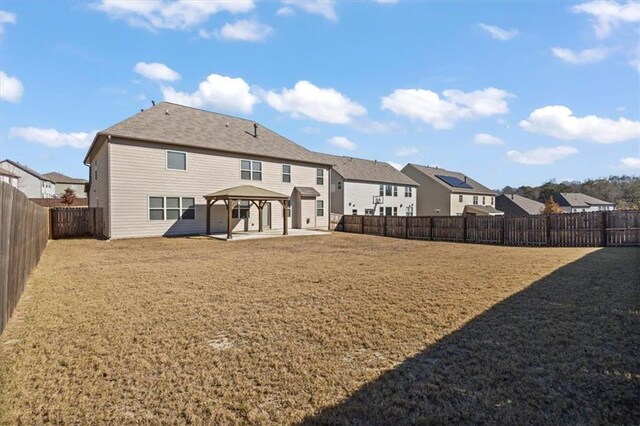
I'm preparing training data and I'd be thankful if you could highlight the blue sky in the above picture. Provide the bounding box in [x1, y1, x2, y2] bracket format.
[1, 0, 639, 189]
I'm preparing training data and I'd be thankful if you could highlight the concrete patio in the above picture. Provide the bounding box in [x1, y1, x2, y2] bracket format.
[208, 228, 330, 241]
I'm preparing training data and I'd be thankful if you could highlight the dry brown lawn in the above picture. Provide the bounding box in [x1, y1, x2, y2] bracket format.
[1, 233, 638, 424]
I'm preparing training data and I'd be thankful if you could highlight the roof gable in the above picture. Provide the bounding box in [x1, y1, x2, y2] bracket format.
[497, 194, 544, 215]
[317, 153, 418, 186]
[0, 159, 52, 182]
[43, 172, 88, 184]
[88, 102, 331, 166]
[555, 192, 614, 207]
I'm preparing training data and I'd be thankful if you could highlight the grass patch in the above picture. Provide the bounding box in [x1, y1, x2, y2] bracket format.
[1, 233, 637, 424]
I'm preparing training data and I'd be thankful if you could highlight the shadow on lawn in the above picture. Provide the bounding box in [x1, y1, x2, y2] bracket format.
[303, 248, 640, 425]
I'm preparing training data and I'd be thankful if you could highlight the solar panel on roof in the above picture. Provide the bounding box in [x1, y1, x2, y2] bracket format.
[436, 174, 473, 189]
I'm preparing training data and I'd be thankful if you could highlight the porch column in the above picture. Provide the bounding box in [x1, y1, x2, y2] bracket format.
[226, 199, 237, 240]
[258, 201, 264, 233]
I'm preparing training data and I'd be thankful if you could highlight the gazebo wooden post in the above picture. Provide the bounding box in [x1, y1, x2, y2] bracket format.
[280, 200, 289, 236]
[205, 199, 212, 235]
[257, 201, 264, 233]
[226, 199, 237, 240]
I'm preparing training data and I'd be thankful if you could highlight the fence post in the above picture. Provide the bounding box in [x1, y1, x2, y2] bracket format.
[501, 216, 506, 245]
[602, 211, 607, 247]
[383, 215, 387, 237]
[361, 215, 364, 234]
[429, 217, 433, 240]
[545, 215, 551, 246]
[405, 216, 409, 239]
[463, 216, 467, 243]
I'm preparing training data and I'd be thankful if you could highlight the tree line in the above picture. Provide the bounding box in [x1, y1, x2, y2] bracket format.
[500, 175, 640, 210]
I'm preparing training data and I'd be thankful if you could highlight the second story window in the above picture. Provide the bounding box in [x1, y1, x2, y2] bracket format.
[241, 160, 262, 181]
[379, 185, 384, 196]
[94, 160, 98, 180]
[473, 195, 479, 205]
[316, 168, 324, 185]
[337, 181, 342, 190]
[405, 186, 412, 197]
[482, 196, 486, 205]
[167, 151, 186, 170]
[282, 164, 291, 183]
[459, 194, 463, 202]
[385, 185, 393, 196]
[393, 186, 398, 197]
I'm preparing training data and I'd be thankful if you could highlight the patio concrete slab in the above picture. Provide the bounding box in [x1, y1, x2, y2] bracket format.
[207, 229, 330, 241]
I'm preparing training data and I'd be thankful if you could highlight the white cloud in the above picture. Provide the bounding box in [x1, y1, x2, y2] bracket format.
[388, 161, 403, 170]
[571, 1, 640, 38]
[133, 62, 181, 81]
[0, 10, 16, 35]
[162, 73, 259, 114]
[94, 0, 255, 31]
[281, 0, 337, 21]
[266, 80, 366, 124]
[507, 146, 579, 165]
[620, 157, 640, 168]
[474, 133, 505, 145]
[218, 19, 273, 41]
[327, 136, 357, 151]
[479, 23, 518, 40]
[395, 146, 418, 156]
[381, 87, 513, 129]
[9, 127, 97, 149]
[0, 71, 23, 102]
[520, 105, 640, 143]
[276, 6, 294, 16]
[551, 47, 608, 64]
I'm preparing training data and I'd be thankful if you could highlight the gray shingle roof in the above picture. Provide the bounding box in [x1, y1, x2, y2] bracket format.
[43, 172, 88, 184]
[463, 204, 504, 215]
[316, 153, 418, 186]
[86, 102, 331, 166]
[204, 185, 289, 199]
[404, 163, 495, 195]
[554, 193, 614, 207]
[496, 194, 544, 215]
[0, 159, 52, 182]
[294, 187, 321, 197]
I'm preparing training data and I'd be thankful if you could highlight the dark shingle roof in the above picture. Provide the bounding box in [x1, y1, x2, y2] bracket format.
[43, 172, 88, 184]
[86, 102, 331, 166]
[553, 193, 614, 207]
[404, 163, 495, 195]
[0, 159, 52, 182]
[316, 153, 418, 186]
[496, 194, 544, 215]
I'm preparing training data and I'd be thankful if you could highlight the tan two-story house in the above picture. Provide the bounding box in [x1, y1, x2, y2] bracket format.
[83, 102, 332, 239]
[402, 163, 500, 216]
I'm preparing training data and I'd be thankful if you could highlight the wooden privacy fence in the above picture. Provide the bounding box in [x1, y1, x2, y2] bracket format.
[338, 211, 640, 247]
[0, 182, 49, 334]
[49, 207, 104, 239]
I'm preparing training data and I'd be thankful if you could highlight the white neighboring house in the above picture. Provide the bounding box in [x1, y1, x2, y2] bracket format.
[318, 154, 418, 216]
[83, 102, 332, 239]
[552, 193, 615, 213]
[0, 167, 19, 188]
[0, 159, 55, 198]
[402, 163, 499, 216]
[42, 172, 89, 198]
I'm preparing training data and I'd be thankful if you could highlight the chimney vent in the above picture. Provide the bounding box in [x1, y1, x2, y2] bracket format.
[165, 109, 170, 115]
[464, 176, 467, 183]
[151, 100, 155, 106]
[253, 123, 259, 138]
[225, 122, 229, 127]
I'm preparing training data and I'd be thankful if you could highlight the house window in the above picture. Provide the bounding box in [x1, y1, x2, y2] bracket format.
[337, 181, 342, 190]
[393, 186, 398, 197]
[459, 194, 463, 202]
[352, 209, 358, 215]
[379, 207, 384, 215]
[94, 161, 98, 180]
[405, 186, 412, 197]
[406, 205, 414, 216]
[167, 151, 187, 170]
[385, 185, 393, 196]
[379, 185, 384, 197]
[482, 196, 486, 205]
[232, 200, 251, 219]
[149, 197, 196, 221]
[316, 200, 324, 216]
[385, 207, 393, 216]
[365, 209, 374, 216]
[241, 160, 262, 181]
[490, 196, 494, 205]
[473, 196, 479, 205]
[393, 207, 398, 216]
[316, 168, 324, 185]
[282, 164, 291, 183]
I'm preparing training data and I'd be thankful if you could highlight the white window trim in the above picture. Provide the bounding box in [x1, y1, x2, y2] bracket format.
[166, 150, 188, 171]
[316, 168, 324, 185]
[148, 196, 196, 221]
[241, 159, 263, 181]
[282, 164, 292, 183]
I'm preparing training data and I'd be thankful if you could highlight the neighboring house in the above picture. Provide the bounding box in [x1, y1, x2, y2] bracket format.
[401, 164, 497, 216]
[0, 167, 19, 188]
[83, 102, 332, 239]
[0, 159, 55, 198]
[552, 193, 616, 213]
[463, 205, 504, 216]
[496, 193, 545, 216]
[43, 172, 89, 197]
[317, 153, 419, 216]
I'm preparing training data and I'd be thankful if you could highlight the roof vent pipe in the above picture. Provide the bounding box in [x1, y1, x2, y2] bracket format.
[464, 176, 467, 183]
[151, 100, 155, 106]
[254, 123, 259, 138]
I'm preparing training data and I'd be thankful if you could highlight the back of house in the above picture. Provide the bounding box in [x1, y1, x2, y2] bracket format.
[496, 193, 545, 216]
[84, 102, 332, 239]
[552, 193, 616, 213]
[0, 159, 55, 199]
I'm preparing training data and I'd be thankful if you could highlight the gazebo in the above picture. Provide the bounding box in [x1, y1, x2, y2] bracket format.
[203, 185, 290, 240]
